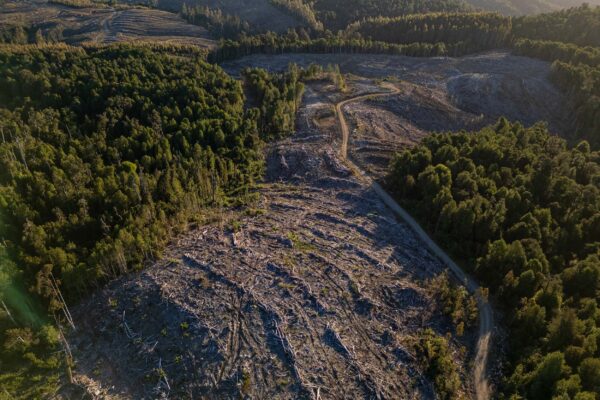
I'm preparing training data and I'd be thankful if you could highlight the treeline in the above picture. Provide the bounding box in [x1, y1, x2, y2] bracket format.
[345, 12, 512, 52]
[48, 0, 102, 8]
[180, 4, 250, 39]
[241, 62, 346, 141]
[387, 119, 600, 400]
[513, 38, 600, 67]
[270, 0, 323, 31]
[311, 0, 468, 30]
[242, 65, 306, 140]
[0, 24, 65, 44]
[513, 40, 600, 148]
[509, 6, 600, 147]
[464, 0, 590, 16]
[550, 61, 600, 148]
[512, 4, 600, 47]
[209, 32, 477, 63]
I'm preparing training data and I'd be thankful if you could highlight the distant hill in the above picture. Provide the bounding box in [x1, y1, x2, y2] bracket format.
[312, 0, 469, 30]
[310, 0, 600, 30]
[465, 0, 600, 15]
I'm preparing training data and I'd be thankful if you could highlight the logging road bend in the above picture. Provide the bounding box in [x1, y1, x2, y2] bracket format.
[335, 85, 494, 400]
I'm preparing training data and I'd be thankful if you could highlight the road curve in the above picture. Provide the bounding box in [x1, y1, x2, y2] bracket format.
[335, 85, 493, 400]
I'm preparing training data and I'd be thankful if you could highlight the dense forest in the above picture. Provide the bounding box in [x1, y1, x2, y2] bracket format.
[0, 24, 65, 45]
[0, 43, 305, 397]
[283, 0, 600, 30]
[311, 0, 468, 30]
[209, 31, 478, 63]
[467, 0, 600, 15]
[242, 65, 305, 141]
[513, 39, 600, 67]
[345, 12, 512, 52]
[386, 120, 600, 400]
[512, 4, 600, 47]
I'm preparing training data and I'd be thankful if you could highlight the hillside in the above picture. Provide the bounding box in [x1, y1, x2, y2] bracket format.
[1, 1, 600, 399]
[0, 0, 215, 46]
[311, 0, 600, 28]
[312, 0, 468, 30]
[467, 0, 600, 15]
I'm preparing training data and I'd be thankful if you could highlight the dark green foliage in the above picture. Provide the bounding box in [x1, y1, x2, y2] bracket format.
[415, 329, 464, 400]
[466, 0, 600, 16]
[0, 324, 63, 398]
[209, 31, 466, 63]
[0, 24, 65, 45]
[345, 12, 512, 52]
[0, 43, 275, 396]
[513, 39, 600, 67]
[312, 0, 469, 30]
[180, 3, 250, 39]
[431, 271, 478, 336]
[242, 64, 305, 140]
[512, 4, 600, 47]
[387, 119, 600, 399]
[550, 61, 600, 148]
[0, 44, 263, 302]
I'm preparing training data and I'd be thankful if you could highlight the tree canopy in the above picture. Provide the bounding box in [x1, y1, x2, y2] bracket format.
[387, 119, 600, 399]
[0, 43, 306, 397]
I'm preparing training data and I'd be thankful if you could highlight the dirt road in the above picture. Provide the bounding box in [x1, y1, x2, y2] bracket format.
[336, 86, 493, 400]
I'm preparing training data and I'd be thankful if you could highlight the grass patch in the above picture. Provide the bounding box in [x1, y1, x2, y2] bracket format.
[244, 207, 267, 217]
[277, 282, 296, 290]
[286, 232, 316, 252]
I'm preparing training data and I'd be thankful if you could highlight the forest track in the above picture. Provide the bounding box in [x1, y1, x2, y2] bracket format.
[336, 86, 493, 400]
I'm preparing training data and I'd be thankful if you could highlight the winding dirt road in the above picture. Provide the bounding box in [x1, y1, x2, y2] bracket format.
[335, 85, 493, 400]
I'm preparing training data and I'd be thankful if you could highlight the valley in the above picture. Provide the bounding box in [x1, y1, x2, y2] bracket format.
[68, 52, 567, 398]
[1, 2, 599, 400]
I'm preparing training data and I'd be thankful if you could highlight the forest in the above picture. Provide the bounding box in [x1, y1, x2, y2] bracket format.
[0, 0, 599, 397]
[0, 43, 305, 397]
[180, 3, 250, 39]
[209, 31, 473, 63]
[345, 12, 512, 51]
[512, 4, 600, 47]
[386, 120, 600, 400]
[242, 65, 306, 141]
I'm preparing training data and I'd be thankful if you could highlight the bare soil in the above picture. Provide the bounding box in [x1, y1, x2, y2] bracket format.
[69, 79, 477, 399]
[225, 54, 569, 119]
[223, 51, 570, 176]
